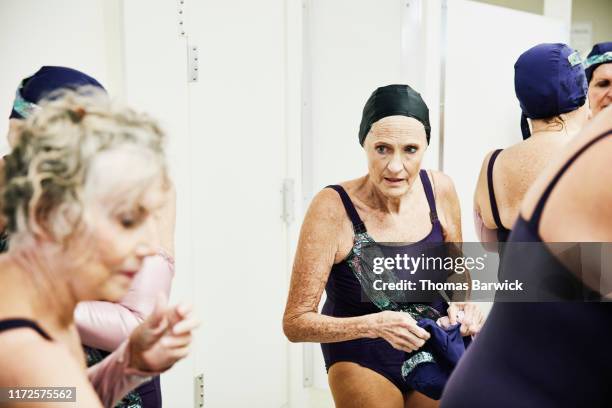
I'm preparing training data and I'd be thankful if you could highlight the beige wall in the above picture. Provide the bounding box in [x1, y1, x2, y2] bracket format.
[572, 0, 612, 45]
[473, 0, 612, 53]
[472, 0, 544, 15]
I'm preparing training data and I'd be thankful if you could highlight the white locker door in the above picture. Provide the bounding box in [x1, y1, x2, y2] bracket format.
[123, 0, 289, 407]
[443, 0, 568, 241]
[185, 1, 289, 408]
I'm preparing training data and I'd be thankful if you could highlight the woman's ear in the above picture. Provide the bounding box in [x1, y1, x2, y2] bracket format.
[7, 119, 25, 149]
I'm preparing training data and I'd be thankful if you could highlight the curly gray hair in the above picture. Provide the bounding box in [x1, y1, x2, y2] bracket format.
[1, 87, 167, 246]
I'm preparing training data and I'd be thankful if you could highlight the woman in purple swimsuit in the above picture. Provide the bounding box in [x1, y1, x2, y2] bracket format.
[283, 85, 484, 408]
[474, 43, 590, 245]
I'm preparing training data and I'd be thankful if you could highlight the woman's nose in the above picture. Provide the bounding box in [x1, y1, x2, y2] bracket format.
[387, 153, 404, 173]
[135, 242, 156, 259]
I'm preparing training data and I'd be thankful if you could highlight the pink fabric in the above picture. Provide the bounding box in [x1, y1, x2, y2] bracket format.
[87, 340, 158, 408]
[75, 251, 175, 351]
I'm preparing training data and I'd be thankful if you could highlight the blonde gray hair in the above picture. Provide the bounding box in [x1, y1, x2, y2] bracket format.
[2, 87, 167, 245]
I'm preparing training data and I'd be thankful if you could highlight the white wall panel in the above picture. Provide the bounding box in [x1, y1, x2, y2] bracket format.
[444, 0, 568, 241]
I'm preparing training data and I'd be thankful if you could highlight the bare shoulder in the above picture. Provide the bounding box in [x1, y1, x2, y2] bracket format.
[0, 329, 81, 385]
[304, 186, 348, 227]
[428, 170, 458, 199]
[427, 170, 462, 241]
[0, 329, 103, 406]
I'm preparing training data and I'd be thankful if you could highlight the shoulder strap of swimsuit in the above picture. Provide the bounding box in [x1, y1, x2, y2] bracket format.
[531, 129, 612, 226]
[419, 170, 439, 224]
[0, 318, 52, 341]
[326, 185, 367, 234]
[487, 149, 505, 230]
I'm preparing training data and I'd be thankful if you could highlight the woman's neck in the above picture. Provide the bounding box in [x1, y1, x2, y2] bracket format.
[530, 106, 589, 136]
[0, 243, 77, 335]
[356, 174, 419, 214]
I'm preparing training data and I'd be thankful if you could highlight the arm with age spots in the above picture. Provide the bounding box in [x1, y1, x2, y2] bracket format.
[282, 189, 430, 353]
[431, 170, 462, 243]
[431, 171, 485, 336]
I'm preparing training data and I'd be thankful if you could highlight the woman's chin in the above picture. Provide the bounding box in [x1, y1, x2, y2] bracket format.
[379, 183, 409, 198]
[97, 278, 132, 302]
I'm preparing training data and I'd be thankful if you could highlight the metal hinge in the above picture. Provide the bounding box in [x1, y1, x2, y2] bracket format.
[177, 0, 186, 37]
[194, 373, 204, 407]
[281, 178, 295, 225]
[188, 44, 199, 83]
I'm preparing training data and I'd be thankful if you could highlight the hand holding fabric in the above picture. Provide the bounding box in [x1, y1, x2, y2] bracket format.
[444, 302, 484, 336]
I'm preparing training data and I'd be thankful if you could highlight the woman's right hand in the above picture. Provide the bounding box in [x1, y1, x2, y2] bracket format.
[370, 311, 430, 352]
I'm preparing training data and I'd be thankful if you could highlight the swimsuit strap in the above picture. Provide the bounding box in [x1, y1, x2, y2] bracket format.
[326, 185, 367, 234]
[327, 169, 439, 232]
[419, 169, 439, 224]
[487, 149, 506, 230]
[530, 129, 612, 228]
[0, 318, 52, 341]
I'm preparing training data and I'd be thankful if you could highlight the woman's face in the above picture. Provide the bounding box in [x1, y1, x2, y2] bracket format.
[364, 115, 428, 198]
[588, 64, 612, 117]
[65, 147, 165, 302]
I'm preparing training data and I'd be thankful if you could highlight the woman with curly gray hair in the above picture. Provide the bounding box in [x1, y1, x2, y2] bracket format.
[0, 89, 197, 408]
[3, 66, 177, 407]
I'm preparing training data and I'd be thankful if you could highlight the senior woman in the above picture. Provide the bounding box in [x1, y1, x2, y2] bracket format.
[474, 43, 589, 243]
[3, 66, 176, 407]
[283, 84, 483, 408]
[442, 108, 612, 407]
[585, 42, 612, 118]
[0, 89, 197, 407]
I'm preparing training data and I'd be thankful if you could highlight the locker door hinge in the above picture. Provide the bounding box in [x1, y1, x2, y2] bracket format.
[194, 373, 204, 407]
[188, 44, 199, 83]
[281, 178, 295, 225]
[177, 0, 186, 37]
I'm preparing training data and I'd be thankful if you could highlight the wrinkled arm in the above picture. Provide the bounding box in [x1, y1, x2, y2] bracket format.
[76, 252, 175, 351]
[282, 189, 378, 343]
[431, 170, 462, 243]
[87, 340, 154, 408]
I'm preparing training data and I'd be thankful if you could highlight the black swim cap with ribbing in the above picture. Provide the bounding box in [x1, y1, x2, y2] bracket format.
[358, 84, 431, 146]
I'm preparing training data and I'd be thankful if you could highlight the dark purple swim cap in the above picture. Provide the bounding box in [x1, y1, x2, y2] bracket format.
[10, 66, 106, 119]
[514, 43, 587, 139]
[584, 42, 612, 84]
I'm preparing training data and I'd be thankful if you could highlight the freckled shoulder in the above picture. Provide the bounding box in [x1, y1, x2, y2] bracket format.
[304, 187, 352, 230]
[427, 169, 462, 241]
[300, 187, 356, 262]
[428, 170, 458, 198]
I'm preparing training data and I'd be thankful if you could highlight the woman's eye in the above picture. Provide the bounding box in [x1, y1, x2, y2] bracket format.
[120, 216, 136, 228]
[404, 146, 418, 154]
[119, 212, 143, 229]
[375, 146, 388, 154]
[596, 80, 610, 88]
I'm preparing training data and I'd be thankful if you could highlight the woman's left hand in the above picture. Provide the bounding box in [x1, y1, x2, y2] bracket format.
[128, 294, 200, 373]
[439, 302, 484, 336]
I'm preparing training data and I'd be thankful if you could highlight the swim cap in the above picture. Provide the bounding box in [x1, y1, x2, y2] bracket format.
[584, 42, 612, 84]
[359, 84, 431, 146]
[10, 66, 106, 119]
[514, 43, 587, 139]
